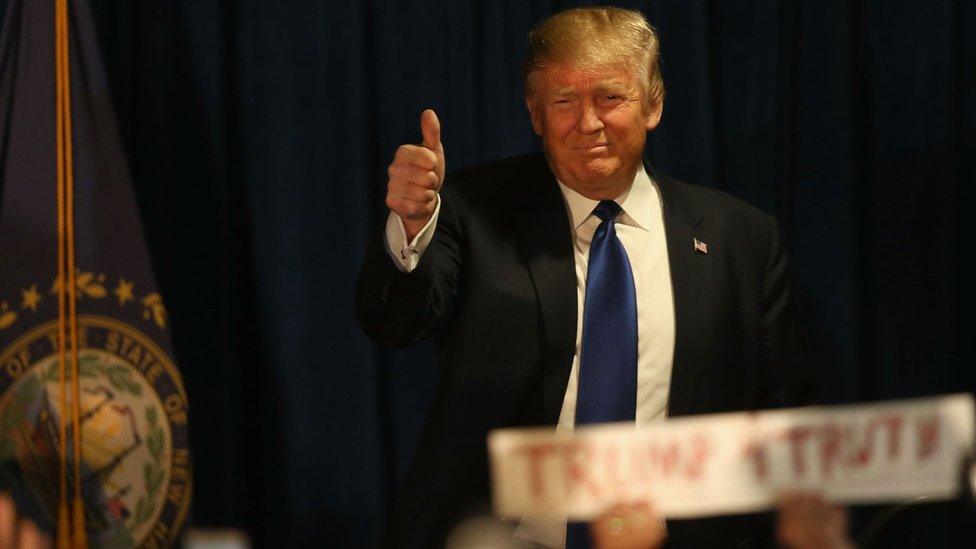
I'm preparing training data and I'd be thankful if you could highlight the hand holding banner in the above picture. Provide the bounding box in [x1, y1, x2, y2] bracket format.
[489, 394, 975, 520]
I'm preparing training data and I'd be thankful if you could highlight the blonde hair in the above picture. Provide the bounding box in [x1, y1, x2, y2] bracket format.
[523, 7, 665, 110]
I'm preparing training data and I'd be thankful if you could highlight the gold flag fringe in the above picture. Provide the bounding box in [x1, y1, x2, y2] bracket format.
[55, 1, 87, 546]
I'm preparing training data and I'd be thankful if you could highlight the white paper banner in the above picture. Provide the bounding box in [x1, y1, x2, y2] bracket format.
[489, 394, 975, 520]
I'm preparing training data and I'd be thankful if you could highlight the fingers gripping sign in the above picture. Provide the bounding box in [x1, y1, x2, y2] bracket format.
[386, 109, 446, 241]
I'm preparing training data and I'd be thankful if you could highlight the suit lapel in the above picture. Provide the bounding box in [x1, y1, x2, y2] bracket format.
[516, 158, 577, 425]
[655, 172, 713, 417]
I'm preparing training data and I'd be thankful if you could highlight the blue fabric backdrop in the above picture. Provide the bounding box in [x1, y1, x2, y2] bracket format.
[2, 0, 973, 546]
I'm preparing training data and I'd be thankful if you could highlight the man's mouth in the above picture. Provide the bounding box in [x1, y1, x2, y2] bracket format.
[573, 143, 610, 151]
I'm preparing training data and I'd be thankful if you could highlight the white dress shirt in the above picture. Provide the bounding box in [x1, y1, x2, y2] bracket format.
[385, 195, 440, 272]
[553, 165, 676, 430]
[385, 165, 676, 548]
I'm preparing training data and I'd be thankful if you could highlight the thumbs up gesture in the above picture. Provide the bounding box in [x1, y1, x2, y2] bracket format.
[386, 109, 446, 241]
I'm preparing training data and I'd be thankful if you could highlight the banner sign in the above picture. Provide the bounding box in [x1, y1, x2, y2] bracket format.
[489, 394, 975, 520]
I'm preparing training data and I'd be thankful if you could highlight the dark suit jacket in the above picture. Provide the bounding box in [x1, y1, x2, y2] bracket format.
[357, 153, 815, 548]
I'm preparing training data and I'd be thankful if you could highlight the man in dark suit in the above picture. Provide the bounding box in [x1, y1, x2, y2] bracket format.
[357, 6, 815, 548]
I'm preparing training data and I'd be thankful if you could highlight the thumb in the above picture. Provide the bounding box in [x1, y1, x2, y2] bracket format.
[420, 109, 441, 152]
[420, 109, 446, 183]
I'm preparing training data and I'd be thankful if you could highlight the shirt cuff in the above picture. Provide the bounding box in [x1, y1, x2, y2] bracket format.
[383, 194, 441, 272]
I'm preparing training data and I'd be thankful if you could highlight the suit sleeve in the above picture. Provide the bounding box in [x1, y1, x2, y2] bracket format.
[356, 185, 463, 348]
[759, 216, 819, 407]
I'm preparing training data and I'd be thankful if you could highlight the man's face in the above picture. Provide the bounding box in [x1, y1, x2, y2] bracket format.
[526, 62, 662, 198]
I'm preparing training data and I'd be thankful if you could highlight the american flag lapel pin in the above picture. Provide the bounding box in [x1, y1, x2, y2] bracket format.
[693, 238, 708, 254]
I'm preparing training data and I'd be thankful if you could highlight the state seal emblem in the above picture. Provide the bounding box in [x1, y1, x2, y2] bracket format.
[0, 315, 191, 547]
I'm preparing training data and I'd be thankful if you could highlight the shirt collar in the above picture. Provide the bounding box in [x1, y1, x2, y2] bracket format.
[556, 163, 657, 232]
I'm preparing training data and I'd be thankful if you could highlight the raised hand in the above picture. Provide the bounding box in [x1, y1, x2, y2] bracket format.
[590, 501, 666, 549]
[776, 492, 855, 549]
[0, 493, 52, 549]
[386, 109, 446, 241]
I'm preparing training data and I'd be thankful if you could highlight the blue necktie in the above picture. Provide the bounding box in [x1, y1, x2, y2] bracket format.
[566, 200, 638, 549]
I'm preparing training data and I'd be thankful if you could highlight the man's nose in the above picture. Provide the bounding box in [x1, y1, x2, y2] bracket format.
[577, 101, 604, 134]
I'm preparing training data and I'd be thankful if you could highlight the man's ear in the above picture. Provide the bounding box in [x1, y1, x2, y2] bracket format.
[645, 99, 663, 131]
[526, 96, 543, 136]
